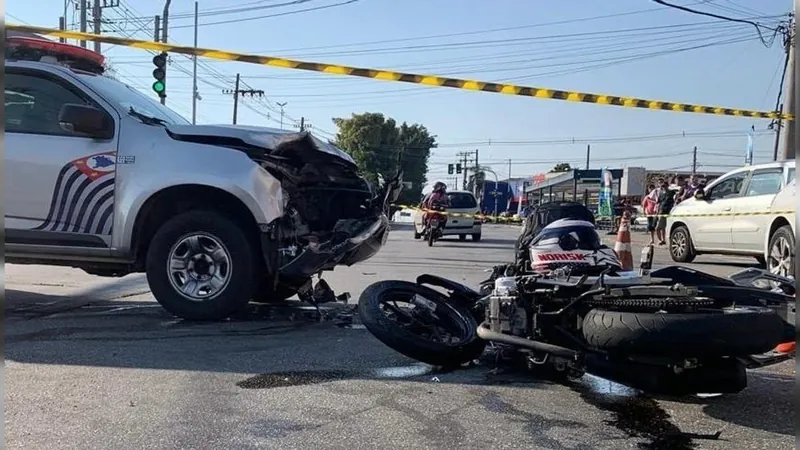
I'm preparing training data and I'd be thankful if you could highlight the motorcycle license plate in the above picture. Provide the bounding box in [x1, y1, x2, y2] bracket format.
[412, 294, 437, 312]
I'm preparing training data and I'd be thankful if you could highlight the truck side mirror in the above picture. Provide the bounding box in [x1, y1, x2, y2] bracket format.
[59, 103, 113, 139]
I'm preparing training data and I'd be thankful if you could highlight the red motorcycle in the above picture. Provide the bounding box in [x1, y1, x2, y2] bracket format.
[423, 202, 448, 247]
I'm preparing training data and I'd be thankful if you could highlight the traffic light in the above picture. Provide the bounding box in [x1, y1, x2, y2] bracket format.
[448, 164, 454, 175]
[152, 52, 167, 98]
[456, 163, 462, 174]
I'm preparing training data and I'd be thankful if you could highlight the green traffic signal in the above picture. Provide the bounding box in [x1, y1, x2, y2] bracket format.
[152, 80, 165, 94]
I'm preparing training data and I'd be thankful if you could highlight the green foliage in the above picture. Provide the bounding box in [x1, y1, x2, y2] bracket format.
[550, 162, 572, 173]
[332, 112, 437, 204]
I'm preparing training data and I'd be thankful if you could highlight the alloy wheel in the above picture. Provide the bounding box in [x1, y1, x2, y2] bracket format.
[768, 236, 793, 277]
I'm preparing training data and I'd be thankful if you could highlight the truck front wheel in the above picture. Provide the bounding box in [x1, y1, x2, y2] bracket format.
[146, 210, 258, 320]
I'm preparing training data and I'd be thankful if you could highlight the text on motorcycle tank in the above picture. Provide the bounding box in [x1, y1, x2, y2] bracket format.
[536, 253, 586, 261]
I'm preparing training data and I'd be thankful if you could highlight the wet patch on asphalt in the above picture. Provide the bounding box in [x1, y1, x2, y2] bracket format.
[574, 375, 721, 450]
[478, 392, 596, 450]
[236, 363, 444, 389]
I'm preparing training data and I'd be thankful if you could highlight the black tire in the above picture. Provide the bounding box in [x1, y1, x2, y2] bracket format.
[754, 255, 767, 267]
[669, 225, 696, 263]
[767, 225, 795, 278]
[252, 277, 302, 303]
[413, 228, 422, 240]
[427, 230, 435, 247]
[459, 234, 467, 241]
[358, 280, 486, 367]
[146, 210, 259, 321]
[582, 306, 785, 357]
[471, 233, 482, 242]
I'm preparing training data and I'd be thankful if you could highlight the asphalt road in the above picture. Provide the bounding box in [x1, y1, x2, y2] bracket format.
[5, 224, 795, 450]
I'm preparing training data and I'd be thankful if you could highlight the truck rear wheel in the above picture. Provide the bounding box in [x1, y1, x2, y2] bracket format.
[146, 210, 258, 320]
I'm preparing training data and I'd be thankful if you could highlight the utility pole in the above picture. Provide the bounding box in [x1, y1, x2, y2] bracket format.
[507, 159, 512, 180]
[79, 0, 87, 48]
[161, 0, 172, 106]
[59, 17, 67, 43]
[583, 144, 591, 206]
[691, 146, 698, 175]
[232, 74, 240, 125]
[62, 0, 68, 44]
[222, 75, 265, 125]
[300, 117, 305, 131]
[461, 153, 468, 190]
[154, 15, 161, 43]
[191, 1, 199, 125]
[92, 0, 101, 53]
[276, 102, 288, 129]
[778, 12, 795, 160]
[474, 149, 480, 198]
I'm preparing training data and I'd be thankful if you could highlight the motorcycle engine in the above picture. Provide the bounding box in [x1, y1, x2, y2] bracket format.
[487, 277, 527, 337]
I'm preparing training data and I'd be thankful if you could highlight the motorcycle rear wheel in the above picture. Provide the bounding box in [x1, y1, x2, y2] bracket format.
[582, 305, 785, 357]
[358, 280, 486, 367]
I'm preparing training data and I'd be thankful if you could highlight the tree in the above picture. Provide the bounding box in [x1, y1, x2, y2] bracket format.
[332, 112, 436, 204]
[550, 162, 572, 173]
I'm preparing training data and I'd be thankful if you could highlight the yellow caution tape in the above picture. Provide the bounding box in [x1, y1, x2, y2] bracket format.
[599, 209, 795, 219]
[395, 204, 794, 224]
[7, 24, 792, 121]
[393, 204, 522, 223]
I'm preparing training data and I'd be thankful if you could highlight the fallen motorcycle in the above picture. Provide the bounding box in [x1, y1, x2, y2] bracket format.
[358, 201, 796, 395]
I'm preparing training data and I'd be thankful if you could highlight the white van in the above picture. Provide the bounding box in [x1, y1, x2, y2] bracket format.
[413, 190, 482, 241]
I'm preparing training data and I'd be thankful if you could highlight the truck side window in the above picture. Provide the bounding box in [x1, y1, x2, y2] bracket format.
[4, 72, 88, 136]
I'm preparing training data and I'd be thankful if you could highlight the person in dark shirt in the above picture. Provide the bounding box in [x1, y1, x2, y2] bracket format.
[655, 179, 674, 246]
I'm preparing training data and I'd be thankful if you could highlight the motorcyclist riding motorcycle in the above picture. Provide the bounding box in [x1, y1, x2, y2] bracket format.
[421, 182, 450, 220]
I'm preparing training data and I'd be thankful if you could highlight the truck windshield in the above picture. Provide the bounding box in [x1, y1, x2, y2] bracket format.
[78, 73, 190, 125]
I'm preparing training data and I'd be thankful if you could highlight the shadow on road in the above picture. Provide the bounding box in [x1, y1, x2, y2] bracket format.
[699, 371, 794, 436]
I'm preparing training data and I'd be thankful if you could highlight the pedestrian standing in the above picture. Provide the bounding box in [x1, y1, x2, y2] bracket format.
[681, 175, 699, 202]
[673, 175, 686, 204]
[655, 179, 674, 246]
[642, 183, 659, 244]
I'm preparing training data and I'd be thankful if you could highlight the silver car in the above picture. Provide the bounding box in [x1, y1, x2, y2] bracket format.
[5, 59, 398, 320]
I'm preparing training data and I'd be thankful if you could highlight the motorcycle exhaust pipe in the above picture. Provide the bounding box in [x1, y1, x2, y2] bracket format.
[476, 322, 579, 359]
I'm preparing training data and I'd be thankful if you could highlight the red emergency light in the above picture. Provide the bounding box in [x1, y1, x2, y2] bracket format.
[5, 36, 105, 73]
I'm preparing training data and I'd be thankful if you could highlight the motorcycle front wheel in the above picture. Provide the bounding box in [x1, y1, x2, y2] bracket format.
[358, 280, 486, 367]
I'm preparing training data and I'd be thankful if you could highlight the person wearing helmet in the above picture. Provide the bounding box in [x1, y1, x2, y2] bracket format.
[421, 181, 450, 228]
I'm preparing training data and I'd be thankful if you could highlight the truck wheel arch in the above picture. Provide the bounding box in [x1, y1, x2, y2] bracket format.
[130, 184, 262, 270]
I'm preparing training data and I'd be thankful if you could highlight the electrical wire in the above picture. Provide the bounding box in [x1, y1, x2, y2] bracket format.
[651, 0, 782, 46]
[170, 0, 360, 30]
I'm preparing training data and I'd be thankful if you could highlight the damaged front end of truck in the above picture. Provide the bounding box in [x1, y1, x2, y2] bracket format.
[166, 125, 402, 298]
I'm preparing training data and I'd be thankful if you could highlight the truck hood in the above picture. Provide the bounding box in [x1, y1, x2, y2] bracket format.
[165, 124, 356, 166]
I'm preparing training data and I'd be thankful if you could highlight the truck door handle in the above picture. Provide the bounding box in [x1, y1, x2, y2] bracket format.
[722, 206, 731, 211]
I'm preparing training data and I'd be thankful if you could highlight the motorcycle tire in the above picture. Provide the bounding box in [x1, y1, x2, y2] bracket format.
[427, 230, 435, 247]
[582, 306, 785, 357]
[358, 280, 486, 367]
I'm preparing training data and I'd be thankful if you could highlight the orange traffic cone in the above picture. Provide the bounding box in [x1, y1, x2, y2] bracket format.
[614, 211, 634, 271]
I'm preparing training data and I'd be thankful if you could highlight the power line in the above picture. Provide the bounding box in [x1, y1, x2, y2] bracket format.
[248, 5, 779, 55]
[170, 0, 359, 30]
[651, 0, 783, 46]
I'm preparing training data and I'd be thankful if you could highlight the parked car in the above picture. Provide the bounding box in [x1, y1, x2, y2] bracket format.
[4, 38, 397, 320]
[413, 190, 482, 241]
[667, 161, 795, 276]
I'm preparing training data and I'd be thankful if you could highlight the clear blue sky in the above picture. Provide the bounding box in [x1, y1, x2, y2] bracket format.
[8, 0, 793, 182]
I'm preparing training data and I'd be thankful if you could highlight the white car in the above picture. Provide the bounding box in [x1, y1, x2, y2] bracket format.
[667, 161, 795, 277]
[413, 190, 482, 241]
